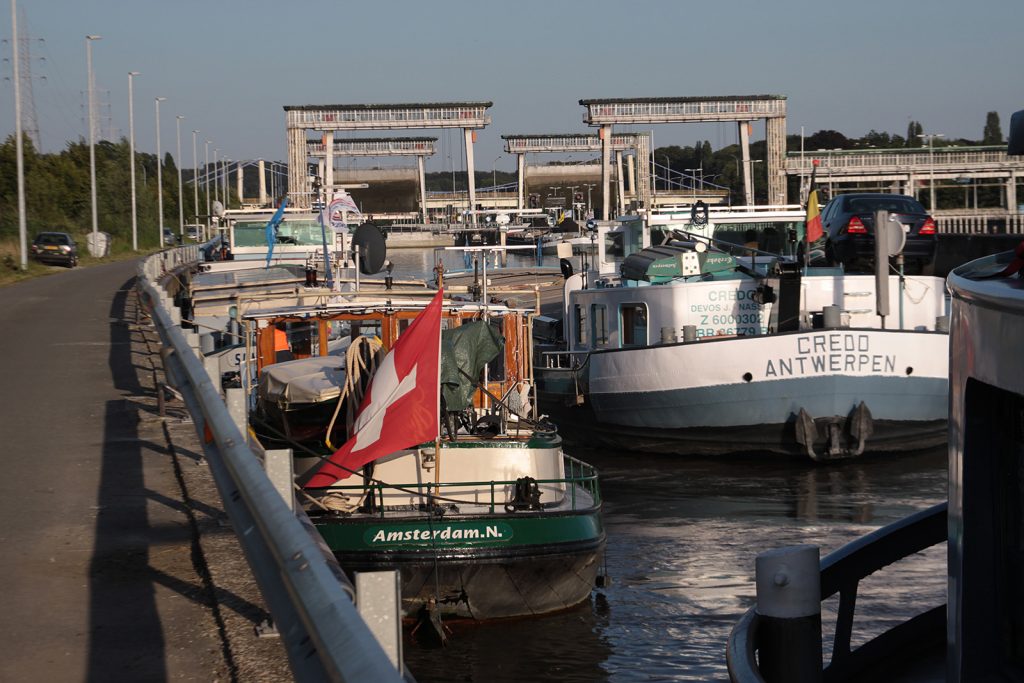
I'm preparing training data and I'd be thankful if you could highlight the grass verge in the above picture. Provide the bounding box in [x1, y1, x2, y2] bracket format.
[0, 233, 166, 287]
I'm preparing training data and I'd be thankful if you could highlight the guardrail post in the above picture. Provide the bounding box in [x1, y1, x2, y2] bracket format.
[225, 387, 247, 434]
[265, 449, 295, 511]
[184, 332, 201, 358]
[159, 347, 180, 389]
[168, 298, 181, 326]
[203, 354, 223, 397]
[755, 544, 822, 682]
[356, 571, 403, 675]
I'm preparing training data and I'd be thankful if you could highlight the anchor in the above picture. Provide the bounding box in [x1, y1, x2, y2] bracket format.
[795, 402, 874, 461]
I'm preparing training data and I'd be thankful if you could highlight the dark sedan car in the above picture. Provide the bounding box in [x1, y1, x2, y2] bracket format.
[819, 193, 937, 274]
[30, 231, 79, 267]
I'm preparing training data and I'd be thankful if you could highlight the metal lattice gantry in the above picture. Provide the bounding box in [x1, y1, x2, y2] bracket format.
[285, 102, 491, 211]
[579, 95, 788, 218]
[502, 133, 651, 214]
[306, 137, 437, 157]
[306, 137, 438, 221]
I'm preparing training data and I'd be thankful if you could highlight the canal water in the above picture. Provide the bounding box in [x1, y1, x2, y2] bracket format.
[383, 246, 948, 682]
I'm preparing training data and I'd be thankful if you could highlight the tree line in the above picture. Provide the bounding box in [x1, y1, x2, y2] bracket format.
[0, 136, 226, 249]
[0, 112, 1007, 240]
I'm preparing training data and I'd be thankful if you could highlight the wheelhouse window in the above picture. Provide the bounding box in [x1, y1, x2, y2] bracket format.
[351, 319, 382, 343]
[233, 219, 323, 247]
[591, 304, 609, 347]
[620, 303, 648, 347]
[572, 304, 586, 347]
[604, 231, 625, 259]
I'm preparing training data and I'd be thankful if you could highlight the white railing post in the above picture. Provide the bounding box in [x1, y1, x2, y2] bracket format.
[755, 545, 822, 683]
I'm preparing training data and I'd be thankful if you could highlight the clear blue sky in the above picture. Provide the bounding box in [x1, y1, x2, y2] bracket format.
[2, 0, 1021, 172]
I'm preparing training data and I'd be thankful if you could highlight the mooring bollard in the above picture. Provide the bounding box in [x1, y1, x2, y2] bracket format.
[755, 544, 822, 682]
[822, 305, 841, 329]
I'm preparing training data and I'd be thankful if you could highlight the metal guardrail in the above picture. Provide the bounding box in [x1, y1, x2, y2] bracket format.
[938, 212, 1024, 235]
[137, 245, 403, 682]
[727, 502, 947, 683]
[786, 147, 1012, 171]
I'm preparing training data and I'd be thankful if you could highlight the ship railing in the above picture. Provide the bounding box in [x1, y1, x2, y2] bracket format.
[937, 211, 1024, 235]
[540, 349, 590, 369]
[137, 245, 404, 682]
[330, 454, 601, 516]
[727, 502, 947, 683]
[385, 224, 432, 234]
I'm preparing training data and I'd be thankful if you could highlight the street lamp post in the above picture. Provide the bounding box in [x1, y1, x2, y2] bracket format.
[213, 149, 220, 205]
[685, 167, 701, 199]
[204, 140, 211, 222]
[584, 183, 595, 217]
[86, 35, 101, 245]
[745, 160, 763, 205]
[191, 130, 199, 234]
[155, 97, 167, 239]
[921, 132, 945, 211]
[128, 71, 140, 251]
[549, 186, 562, 212]
[222, 156, 229, 209]
[750, 160, 763, 204]
[492, 155, 501, 194]
[176, 115, 184, 240]
[12, 0, 27, 269]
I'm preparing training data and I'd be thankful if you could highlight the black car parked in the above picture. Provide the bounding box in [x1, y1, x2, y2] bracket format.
[819, 193, 937, 274]
[30, 231, 79, 267]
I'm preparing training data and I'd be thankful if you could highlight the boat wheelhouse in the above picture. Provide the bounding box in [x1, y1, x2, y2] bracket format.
[214, 208, 353, 269]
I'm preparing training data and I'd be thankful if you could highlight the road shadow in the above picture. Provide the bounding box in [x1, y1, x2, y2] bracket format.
[87, 277, 259, 681]
[87, 279, 167, 681]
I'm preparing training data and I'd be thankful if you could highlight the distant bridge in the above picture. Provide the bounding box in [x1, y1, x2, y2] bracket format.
[787, 145, 1024, 211]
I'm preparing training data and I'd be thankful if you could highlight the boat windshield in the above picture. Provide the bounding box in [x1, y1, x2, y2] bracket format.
[606, 218, 644, 258]
[233, 219, 326, 247]
[711, 220, 804, 256]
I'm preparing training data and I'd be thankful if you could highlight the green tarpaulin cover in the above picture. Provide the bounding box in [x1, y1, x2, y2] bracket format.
[440, 320, 504, 412]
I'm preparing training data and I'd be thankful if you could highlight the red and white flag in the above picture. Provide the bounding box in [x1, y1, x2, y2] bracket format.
[305, 290, 443, 488]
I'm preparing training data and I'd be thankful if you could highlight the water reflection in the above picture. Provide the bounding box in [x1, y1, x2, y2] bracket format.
[403, 447, 947, 682]
[406, 598, 614, 683]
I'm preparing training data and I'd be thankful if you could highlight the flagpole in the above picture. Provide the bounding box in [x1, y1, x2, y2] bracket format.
[804, 160, 820, 271]
[316, 179, 334, 289]
[434, 289, 444, 487]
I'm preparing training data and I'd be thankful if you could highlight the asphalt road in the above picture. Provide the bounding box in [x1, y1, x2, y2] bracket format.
[0, 261, 287, 682]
